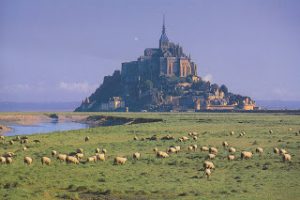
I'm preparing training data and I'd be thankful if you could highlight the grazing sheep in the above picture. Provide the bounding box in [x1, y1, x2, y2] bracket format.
[76, 148, 84, 153]
[15, 136, 21, 141]
[230, 131, 235, 135]
[0, 135, 5, 140]
[161, 134, 174, 140]
[192, 144, 198, 151]
[3, 152, 15, 158]
[114, 157, 127, 165]
[85, 136, 90, 142]
[193, 136, 198, 141]
[20, 139, 29, 144]
[95, 148, 100, 153]
[256, 147, 264, 155]
[174, 146, 181, 153]
[279, 149, 287, 155]
[269, 129, 273, 134]
[101, 149, 107, 154]
[228, 155, 235, 161]
[222, 141, 229, 148]
[209, 147, 218, 155]
[205, 168, 211, 180]
[156, 151, 169, 158]
[9, 140, 14, 145]
[188, 146, 194, 151]
[207, 154, 216, 160]
[288, 128, 292, 131]
[229, 147, 236, 153]
[75, 153, 84, 160]
[239, 133, 244, 137]
[66, 156, 79, 164]
[241, 151, 253, 159]
[168, 147, 177, 154]
[57, 154, 67, 162]
[153, 147, 158, 152]
[41, 157, 51, 165]
[203, 161, 215, 169]
[24, 157, 33, 165]
[51, 150, 57, 157]
[133, 135, 138, 140]
[282, 154, 291, 162]
[178, 138, 183, 142]
[23, 146, 27, 151]
[273, 147, 279, 154]
[0, 156, 6, 164]
[87, 156, 97, 163]
[133, 152, 141, 160]
[188, 132, 198, 136]
[6, 157, 13, 164]
[179, 136, 189, 142]
[201, 146, 209, 152]
[96, 153, 105, 161]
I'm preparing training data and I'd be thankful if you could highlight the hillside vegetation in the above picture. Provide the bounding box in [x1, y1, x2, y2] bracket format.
[0, 112, 299, 200]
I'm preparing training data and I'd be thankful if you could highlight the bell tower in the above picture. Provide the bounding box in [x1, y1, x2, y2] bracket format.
[159, 15, 169, 51]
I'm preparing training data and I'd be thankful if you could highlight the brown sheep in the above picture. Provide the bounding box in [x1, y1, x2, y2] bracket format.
[229, 147, 236, 153]
[57, 154, 67, 162]
[41, 157, 51, 165]
[133, 152, 141, 160]
[227, 155, 235, 161]
[6, 157, 13, 164]
[51, 150, 57, 157]
[156, 151, 169, 158]
[24, 156, 33, 165]
[114, 157, 127, 165]
[222, 141, 229, 148]
[256, 147, 264, 155]
[207, 154, 216, 160]
[85, 136, 90, 142]
[203, 161, 215, 169]
[201, 146, 209, 152]
[241, 151, 253, 159]
[273, 147, 279, 154]
[96, 153, 105, 161]
[209, 147, 218, 155]
[205, 168, 211, 180]
[282, 154, 291, 162]
[66, 156, 79, 164]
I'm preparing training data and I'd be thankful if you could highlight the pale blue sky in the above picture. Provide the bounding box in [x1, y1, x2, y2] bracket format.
[0, 0, 300, 102]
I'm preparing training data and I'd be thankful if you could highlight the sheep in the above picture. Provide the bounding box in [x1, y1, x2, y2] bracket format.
[23, 146, 27, 151]
[178, 138, 183, 142]
[153, 147, 158, 152]
[207, 154, 216, 160]
[95, 148, 100, 153]
[239, 133, 244, 137]
[201, 146, 209, 152]
[3, 152, 15, 158]
[188, 146, 194, 151]
[0, 135, 5, 140]
[204, 168, 211, 180]
[9, 140, 14, 145]
[279, 149, 287, 155]
[288, 128, 292, 131]
[203, 161, 215, 169]
[179, 136, 189, 142]
[75, 153, 84, 160]
[87, 156, 97, 163]
[209, 147, 218, 155]
[41, 157, 51, 165]
[76, 148, 84, 153]
[188, 132, 198, 136]
[101, 149, 107, 154]
[85, 136, 90, 142]
[24, 156, 33, 165]
[222, 141, 229, 148]
[0, 156, 6, 164]
[269, 129, 273, 134]
[66, 156, 79, 164]
[96, 153, 105, 161]
[273, 147, 279, 154]
[193, 136, 198, 141]
[256, 147, 264, 155]
[51, 150, 57, 157]
[192, 144, 198, 151]
[174, 146, 181, 153]
[228, 147, 236, 153]
[57, 154, 67, 162]
[168, 147, 177, 154]
[15, 136, 21, 141]
[282, 154, 291, 162]
[133, 135, 138, 140]
[6, 157, 13, 164]
[133, 152, 141, 160]
[230, 131, 235, 135]
[156, 151, 169, 158]
[227, 155, 235, 161]
[114, 157, 127, 165]
[241, 151, 253, 159]
[20, 139, 29, 144]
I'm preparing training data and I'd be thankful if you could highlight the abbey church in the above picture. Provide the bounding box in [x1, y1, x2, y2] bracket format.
[76, 18, 256, 112]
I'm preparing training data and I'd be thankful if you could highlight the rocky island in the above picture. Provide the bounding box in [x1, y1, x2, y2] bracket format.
[76, 19, 256, 112]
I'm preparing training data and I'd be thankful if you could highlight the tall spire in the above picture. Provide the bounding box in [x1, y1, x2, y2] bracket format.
[162, 14, 166, 34]
[159, 14, 169, 49]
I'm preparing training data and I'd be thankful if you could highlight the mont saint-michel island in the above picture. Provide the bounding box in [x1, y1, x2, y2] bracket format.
[76, 20, 256, 112]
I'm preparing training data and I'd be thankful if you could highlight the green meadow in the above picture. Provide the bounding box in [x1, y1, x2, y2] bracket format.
[0, 112, 299, 200]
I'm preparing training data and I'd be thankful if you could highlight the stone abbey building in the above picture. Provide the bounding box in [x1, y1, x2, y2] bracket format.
[75, 18, 256, 112]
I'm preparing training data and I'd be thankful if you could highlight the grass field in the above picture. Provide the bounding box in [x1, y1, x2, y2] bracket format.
[0, 112, 300, 200]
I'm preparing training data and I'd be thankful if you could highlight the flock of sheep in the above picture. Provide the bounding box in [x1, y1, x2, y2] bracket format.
[0, 128, 295, 181]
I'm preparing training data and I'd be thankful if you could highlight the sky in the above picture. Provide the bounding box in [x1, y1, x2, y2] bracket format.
[0, 0, 300, 102]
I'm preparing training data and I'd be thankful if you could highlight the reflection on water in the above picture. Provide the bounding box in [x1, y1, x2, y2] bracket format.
[5, 121, 89, 136]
